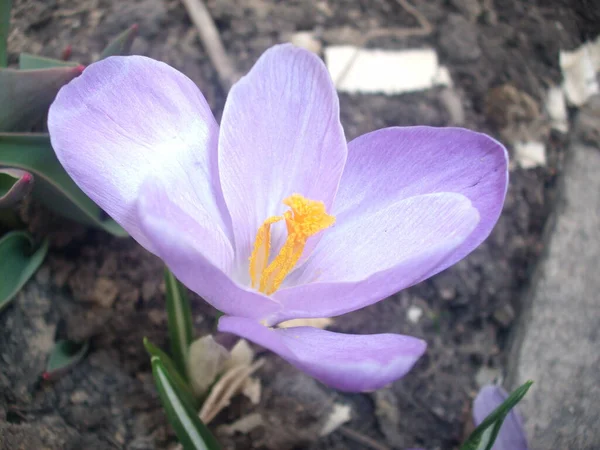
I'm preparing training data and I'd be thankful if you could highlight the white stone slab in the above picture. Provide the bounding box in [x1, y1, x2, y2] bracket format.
[514, 141, 547, 169]
[560, 36, 600, 106]
[325, 46, 452, 94]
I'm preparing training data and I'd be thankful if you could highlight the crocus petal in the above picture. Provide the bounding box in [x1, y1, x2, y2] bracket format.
[137, 181, 282, 320]
[218, 44, 347, 270]
[270, 193, 479, 321]
[473, 385, 528, 450]
[218, 316, 426, 392]
[48, 55, 228, 250]
[334, 126, 508, 271]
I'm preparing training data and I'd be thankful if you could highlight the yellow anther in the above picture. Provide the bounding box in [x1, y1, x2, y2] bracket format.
[249, 194, 335, 295]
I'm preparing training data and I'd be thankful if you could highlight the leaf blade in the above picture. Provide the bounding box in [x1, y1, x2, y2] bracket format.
[165, 268, 194, 378]
[0, 231, 48, 312]
[0, 167, 33, 207]
[0, 133, 127, 236]
[18, 52, 79, 70]
[99, 24, 138, 60]
[44, 339, 90, 380]
[143, 337, 199, 410]
[461, 381, 533, 450]
[0, 0, 11, 68]
[0, 65, 82, 131]
[151, 356, 221, 450]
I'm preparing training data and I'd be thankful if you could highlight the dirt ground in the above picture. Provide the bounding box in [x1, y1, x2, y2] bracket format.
[2, 0, 599, 449]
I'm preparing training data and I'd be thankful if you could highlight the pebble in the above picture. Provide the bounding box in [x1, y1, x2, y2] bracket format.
[288, 31, 322, 54]
[407, 305, 423, 324]
[92, 277, 119, 308]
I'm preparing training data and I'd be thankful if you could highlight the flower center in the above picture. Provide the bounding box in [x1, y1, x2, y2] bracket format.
[249, 194, 335, 295]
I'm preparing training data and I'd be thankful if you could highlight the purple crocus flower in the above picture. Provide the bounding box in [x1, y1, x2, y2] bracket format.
[473, 385, 529, 450]
[48, 44, 507, 392]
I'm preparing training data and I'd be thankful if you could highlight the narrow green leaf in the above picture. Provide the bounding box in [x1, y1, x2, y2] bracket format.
[0, 167, 33, 207]
[19, 52, 79, 70]
[43, 339, 89, 380]
[0, 65, 82, 131]
[99, 24, 138, 60]
[0, 0, 11, 68]
[165, 268, 194, 378]
[143, 337, 199, 409]
[0, 133, 127, 236]
[461, 381, 533, 450]
[152, 356, 221, 450]
[0, 231, 48, 312]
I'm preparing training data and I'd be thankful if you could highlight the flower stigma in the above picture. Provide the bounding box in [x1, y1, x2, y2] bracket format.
[249, 194, 335, 295]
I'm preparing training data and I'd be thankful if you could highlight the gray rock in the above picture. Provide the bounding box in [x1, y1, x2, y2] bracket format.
[507, 104, 600, 449]
[438, 14, 481, 63]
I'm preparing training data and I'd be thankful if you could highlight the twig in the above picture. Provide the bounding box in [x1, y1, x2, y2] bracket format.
[334, 0, 433, 87]
[180, 0, 238, 91]
[338, 426, 392, 450]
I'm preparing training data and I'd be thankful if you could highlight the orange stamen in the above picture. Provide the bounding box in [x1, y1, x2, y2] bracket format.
[248, 194, 335, 295]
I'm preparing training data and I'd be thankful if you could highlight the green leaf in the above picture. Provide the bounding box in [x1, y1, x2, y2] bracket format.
[151, 356, 221, 450]
[0, 231, 48, 312]
[0, 133, 127, 236]
[0, 65, 82, 131]
[99, 24, 138, 60]
[461, 381, 533, 450]
[165, 268, 194, 378]
[0, 167, 33, 207]
[143, 337, 199, 409]
[19, 52, 79, 70]
[44, 339, 89, 380]
[0, 0, 11, 68]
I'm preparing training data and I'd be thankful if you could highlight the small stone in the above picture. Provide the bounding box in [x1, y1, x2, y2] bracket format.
[92, 277, 119, 308]
[514, 141, 547, 169]
[288, 31, 322, 54]
[141, 280, 158, 302]
[113, 432, 125, 445]
[440, 286, 457, 301]
[35, 266, 50, 284]
[70, 390, 89, 404]
[475, 366, 502, 388]
[148, 309, 166, 325]
[438, 14, 481, 63]
[406, 306, 423, 324]
[492, 303, 515, 328]
[546, 86, 569, 133]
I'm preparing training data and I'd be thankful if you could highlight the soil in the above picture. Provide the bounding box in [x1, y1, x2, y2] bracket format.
[2, 1, 599, 449]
